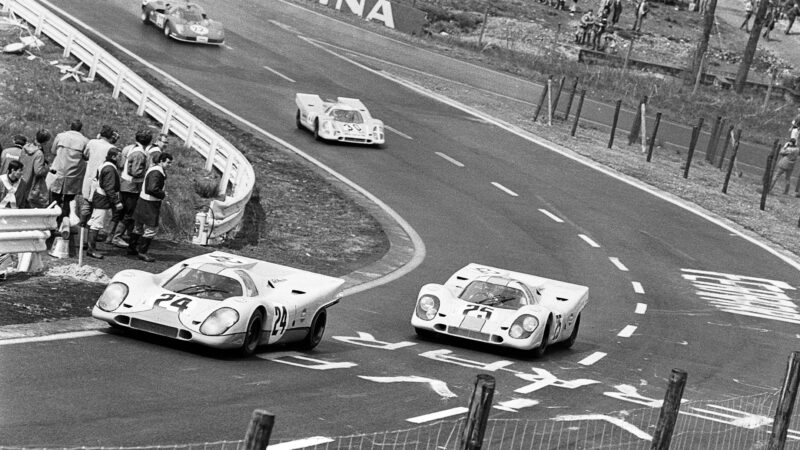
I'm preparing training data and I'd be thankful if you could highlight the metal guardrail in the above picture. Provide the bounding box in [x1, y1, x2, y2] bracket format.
[0, 206, 60, 272]
[0, 0, 255, 245]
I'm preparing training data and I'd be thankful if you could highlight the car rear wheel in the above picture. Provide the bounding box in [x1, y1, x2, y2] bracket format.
[562, 314, 580, 349]
[532, 317, 552, 358]
[296, 109, 303, 130]
[240, 310, 263, 356]
[313, 119, 322, 141]
[163, 21, 171, 37]
[298, 309, 327, 350]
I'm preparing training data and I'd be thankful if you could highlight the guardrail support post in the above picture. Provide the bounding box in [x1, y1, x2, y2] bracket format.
[571, 89, 586, 137]
[63, 34, 73, 58]
[651, 369, 687, 450]
[205, 144, 217, 172]
[243, 409, 274, 450]
[683, 126, 698, 178]
[87, 53, 99, 81]
[533, 76, 552, 123]
[162, 106, 175, 134]
[722, 129, 742, 194]
[768, 352, 800, 450]
[646, 112, 661, 162]
[137, 88, 151, 116]
[459, 374, 495, 450]
[219, 156, 233, 197]
[112, 72, 124, 99]
[608, 99, 622, 149]
[185, 123, 197, 148]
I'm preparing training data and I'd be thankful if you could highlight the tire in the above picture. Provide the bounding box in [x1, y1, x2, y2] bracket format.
[298, 309, 327, 350]
[563, 314, 581, 349]
[239, 310, 263, 356]
[163, 21, 171, 37]
[313, 120, 322, 141]
[531, 317, 552, 358]
[141, 10, 148, 23]
[296, 109, 303, 130]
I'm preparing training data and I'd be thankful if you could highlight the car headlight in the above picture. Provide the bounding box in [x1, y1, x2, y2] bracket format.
[200, 307, 239, 336]
[96, 282, 129, 312]
[322, 121, 334, 133]
[415, 294, 440, 321]
[174, 24, 184, 33]
[509, 315, 539, 339]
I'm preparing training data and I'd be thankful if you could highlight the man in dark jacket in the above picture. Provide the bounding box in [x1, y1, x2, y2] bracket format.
[86, 148, 123, 259]
[130, 152, 173, 262]
[112, 128, 151, 248]
[0, 134, 26, 176]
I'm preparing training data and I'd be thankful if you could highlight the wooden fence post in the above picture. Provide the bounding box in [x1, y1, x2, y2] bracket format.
[628, 95, 648, 145]
[550, 75, 566, 122]
[761, 151, 775, 210]
[683, 126, 698, 178]
[722, 129, 742, 194]
[459, 374, 496, 450]
[608, 99, 622, 149]
[478, 4, 489, 48]
[717, 124, 735, 169]
[243, 410, 275, 450]
[651, 369, 688, 450]
[563, 77, 579, 121]
[533, 76, 552, 123]
[571, 89, 586, 137]
[768, 352, 800, 450]
[705, 115, 722, 163]
[646, 112, 662, 162]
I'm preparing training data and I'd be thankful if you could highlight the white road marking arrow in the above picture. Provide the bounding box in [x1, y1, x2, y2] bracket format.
[359, 375, 457, 398]
[552, 414, 652, 441]
[494, 398, 539, 412]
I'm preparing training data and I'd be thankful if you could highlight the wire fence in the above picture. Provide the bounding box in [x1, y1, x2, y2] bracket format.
[5, 389, 800, 450]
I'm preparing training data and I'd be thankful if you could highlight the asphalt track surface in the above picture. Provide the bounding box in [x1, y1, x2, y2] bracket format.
[1, 0, 799, 447]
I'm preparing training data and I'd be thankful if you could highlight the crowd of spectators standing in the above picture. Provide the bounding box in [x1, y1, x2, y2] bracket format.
[0, 119, 173, 263]
[740, 0, 800, 37]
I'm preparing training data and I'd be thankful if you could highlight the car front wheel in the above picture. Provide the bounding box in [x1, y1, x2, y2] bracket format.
[298, 309, 327, 350]
[240, 310, 263, 356]
[531, 317, 552, 358]
[296, 110, 303, 130]
[141, 10, 148, 23]
[163, 22, 171, 37]
[313, 120, 322, 141]
[562, 314, 580, 349]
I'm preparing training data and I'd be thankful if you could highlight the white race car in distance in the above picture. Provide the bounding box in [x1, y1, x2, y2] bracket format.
[295, 93, 385, 146]
[411, 264, 588, 356]
[92, 252, 344, 356]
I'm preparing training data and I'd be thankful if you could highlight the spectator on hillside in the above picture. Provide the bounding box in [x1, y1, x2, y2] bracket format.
[16, 129, 51, 209]
[130, 152, 173, 263]
[82, 125, 119, 199]
[145, 133, 168, 168]
[762, 2, 777, 40]
[49, 118, 89, 228]
[86, 148, 123, 259]
[112, 128, 152, 249]
[740, 0, 755, 30]
[0, 135, 27, 176]
[610, 0, 623, 26]
[592, 15, 609, 50]
[770, 138, 799, 194]
[632, 0, 648, 32]
[570, 0, 579, 15]
[0, 160, 23, 209]
[791, 106, 800, 141]
[787, 1, 800, 34]
[578, 10, 596, 43]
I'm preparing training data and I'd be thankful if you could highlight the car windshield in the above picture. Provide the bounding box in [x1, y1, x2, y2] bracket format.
[459, 280, 527, 310]
[179, 7, 204, 22]
[331, 109, 363, 124]
[163, 267, 242, 300]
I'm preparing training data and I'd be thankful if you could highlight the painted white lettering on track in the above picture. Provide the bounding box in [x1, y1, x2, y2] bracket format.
[333, 331, 416, 350]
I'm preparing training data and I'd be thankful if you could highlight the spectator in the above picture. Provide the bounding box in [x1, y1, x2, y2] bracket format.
[579, 10, 596, 44]
[785, 0, 799, 33]
[592, 15, 609, 50]
[0, 160, 23, 208]
[570, 0, 578, 15]
[111, 128, 152, 248]
[86, 148, 123, 259]
[145, 133, 168, 168]
[611, 0, 623, 27]
[16, 129, 51, 209]
[130, 152, 173, 263]
[740, 0, 755, 30]
[763, 2, 776, 40]
[0, 134, 27, 176]
[632, 0, 648, 32]
[49, 118, 89, 228]
[791, 106, 800, 141]
[81, 125, 119, 199]
[770, 138, 799, 194]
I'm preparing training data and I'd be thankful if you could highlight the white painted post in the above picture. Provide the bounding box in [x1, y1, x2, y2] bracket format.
[547, 78, 553, 126]
[161, 105, 174, 134]
[218, 155, 233, 197]
[640, 103, 647, 154]
[112, 71, 123, 99]
[87, 53, 99, 80]
[136, 87, 151, 116]
[35, 15, 44, 36]
[185, 122, 196, 148]
[63, 34, 73, 57]
[205, 142, 217, 172]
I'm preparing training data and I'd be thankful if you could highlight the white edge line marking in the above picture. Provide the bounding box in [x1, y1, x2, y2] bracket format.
[406, 407, 469, 424]
[435, 152, 464, 167]
[538, 208, 564, 223]
[0, 330, 104, 346]
[635, 303, 648, 314]
[579, 234, 600, 248]
[385, 125, 413, 140]
[578, 351, 607, 366]
[492, 182, 519, 197]
[262, 65, 296, 83]
[296, 33, 800, 273]
[632, 281, 645, 294]
[609, 257, 629, 272]
[33, 1, 426, 299]
[268, 437, 334, 450]
[618, 325, 637, 338]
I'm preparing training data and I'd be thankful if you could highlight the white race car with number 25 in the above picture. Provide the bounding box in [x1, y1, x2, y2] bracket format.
[411, 263, 588, 356]
[92, 252, 344, 356]
[295, 93, 385, 146]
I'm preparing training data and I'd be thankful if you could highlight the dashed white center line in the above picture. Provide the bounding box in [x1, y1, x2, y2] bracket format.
[435, 152, 464, 167]
[539, 209, 564, 223]
[609, 257, 629, 271]
[268, 437, 334, 450]
[406, 407, 469, 423]
[579, 234, 600, 248]
[632, 281, 645, 294]
[618, 325, 637, 338]
[578, 351, 607, 366]
[492, 182, 519, 197]
[262, 65, 295, 83]
[635, 303, 648, 314]
[385, 125, 413, 139]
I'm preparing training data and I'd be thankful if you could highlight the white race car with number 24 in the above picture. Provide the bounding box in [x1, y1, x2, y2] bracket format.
[295, 93, 385, 146]
[411, 263, 588, 356]
[92, 252, 344, 355]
